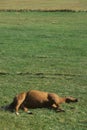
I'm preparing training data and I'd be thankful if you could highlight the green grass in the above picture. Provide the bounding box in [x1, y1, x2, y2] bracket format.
[0, 11, 87, 130]
[0, 0, 87, 11]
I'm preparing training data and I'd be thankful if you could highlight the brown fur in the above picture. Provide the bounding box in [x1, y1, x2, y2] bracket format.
[5, 90, 78, 115]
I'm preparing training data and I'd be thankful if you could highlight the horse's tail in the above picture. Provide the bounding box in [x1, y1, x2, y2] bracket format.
[0, 97, 17, 112]
[8, 97, 17, 110]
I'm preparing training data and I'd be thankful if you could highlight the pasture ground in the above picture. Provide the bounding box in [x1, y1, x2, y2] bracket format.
[0, 10, 87, 130]
[0, 0, 87, 11]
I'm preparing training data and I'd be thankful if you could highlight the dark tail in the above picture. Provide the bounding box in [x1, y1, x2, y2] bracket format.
[1, 97, 17, 112]
[8, 97, 17, 111]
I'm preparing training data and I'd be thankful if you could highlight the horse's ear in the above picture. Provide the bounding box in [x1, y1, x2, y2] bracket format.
[65, 98, 71, 103]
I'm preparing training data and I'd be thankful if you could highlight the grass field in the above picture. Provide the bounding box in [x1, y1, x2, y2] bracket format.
[0, 0, 87, 11]
[0, 5, 87, 130]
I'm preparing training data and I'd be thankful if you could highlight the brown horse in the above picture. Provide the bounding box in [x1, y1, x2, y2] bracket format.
[1, 90, 78, 115]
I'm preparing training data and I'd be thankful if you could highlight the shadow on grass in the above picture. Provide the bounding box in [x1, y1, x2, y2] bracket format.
[0, 9, 87, 12]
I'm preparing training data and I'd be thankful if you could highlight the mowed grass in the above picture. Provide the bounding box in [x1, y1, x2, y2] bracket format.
[0, 0, 87, 11]
[0, 11, 87, 130]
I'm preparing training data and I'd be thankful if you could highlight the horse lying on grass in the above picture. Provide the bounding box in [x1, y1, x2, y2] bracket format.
[1, 90, 78, 115]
